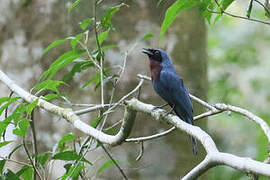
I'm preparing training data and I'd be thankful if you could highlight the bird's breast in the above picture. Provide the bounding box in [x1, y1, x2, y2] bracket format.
[149, 61, 162, 81]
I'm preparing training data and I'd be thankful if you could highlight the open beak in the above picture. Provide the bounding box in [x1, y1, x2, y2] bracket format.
[142, 48, 154, 56]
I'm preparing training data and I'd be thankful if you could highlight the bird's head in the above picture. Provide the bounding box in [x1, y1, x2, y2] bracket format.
[142, 48, 173, 80]
[142, 48, 172, 68]
[142, 48, 163, 62]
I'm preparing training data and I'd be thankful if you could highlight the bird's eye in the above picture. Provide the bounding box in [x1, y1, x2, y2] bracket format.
[155, 51, 160, 55]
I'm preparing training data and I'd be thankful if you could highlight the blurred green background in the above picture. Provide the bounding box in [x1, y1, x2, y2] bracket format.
[207, 3, 270, 179]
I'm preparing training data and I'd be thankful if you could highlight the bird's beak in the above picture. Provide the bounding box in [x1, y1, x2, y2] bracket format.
[142, 48, 154, 56]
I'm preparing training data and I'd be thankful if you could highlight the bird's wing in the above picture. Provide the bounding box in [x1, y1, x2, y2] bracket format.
[159, 70, 193, 124]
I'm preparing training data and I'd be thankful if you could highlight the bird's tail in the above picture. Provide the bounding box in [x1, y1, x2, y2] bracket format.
[190, 136, 198, 155]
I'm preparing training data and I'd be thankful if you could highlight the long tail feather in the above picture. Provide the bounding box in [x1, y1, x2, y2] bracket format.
[190, 136, 198, 155]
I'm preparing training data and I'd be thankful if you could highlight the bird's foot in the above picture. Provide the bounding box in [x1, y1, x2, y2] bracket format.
[152, 103, 169, 111]
[164, 104, 175, 116]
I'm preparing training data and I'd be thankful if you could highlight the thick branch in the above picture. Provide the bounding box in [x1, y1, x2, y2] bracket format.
[0, 70, 135, 146]
[126, 98, 270, 179]
[2, 70, 270, 179]
[214, 103, 270, 143]
[137, 74, 270, 144]
[182, 155, 214, 180]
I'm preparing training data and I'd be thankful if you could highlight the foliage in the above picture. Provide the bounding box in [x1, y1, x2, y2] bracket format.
[0, 0, 269, 179]
[160, 0, 270, 39]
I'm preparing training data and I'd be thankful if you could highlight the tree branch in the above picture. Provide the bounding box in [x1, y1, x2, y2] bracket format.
[137, 74, 270, 144]
[125, 98, 270, 179]
[207, 0, 270, 26]
[1, 70, 270, 179]
[0, 70, 136, 146]
[214, 103, 270, 143]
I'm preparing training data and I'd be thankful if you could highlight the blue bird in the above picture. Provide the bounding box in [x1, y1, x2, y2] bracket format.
[142, 48, 198, 155]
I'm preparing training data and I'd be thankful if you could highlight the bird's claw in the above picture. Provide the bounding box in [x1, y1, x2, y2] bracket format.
[164, 104, 175, 116]
[152, 103, 169, 111]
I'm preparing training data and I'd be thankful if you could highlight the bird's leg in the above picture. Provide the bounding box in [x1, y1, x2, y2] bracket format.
[152, 103, 169, 110]
[164, 104, 175, 116]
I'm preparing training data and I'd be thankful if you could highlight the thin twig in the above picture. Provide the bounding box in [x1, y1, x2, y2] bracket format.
[105, 79, 144, 113]
[2, 69, 270, 178]
[0, 156, 31, 167]
[189, 94, 216, 111]
[136, 74, 270, 144]
[136, 141, 144, 161]
[254, 0, 270, 16]
[29, 110, 38, 180]
[104, 119, 122, 131]
[126, 98, 270, 179]
[101, 144, 128, 180]
[207, 0, 270, 26]
[100, 87, 115, 130]
[23, 139, 43, 180]
[125, 108, 224, 142]
[100, 41, 137, 130]
[126, 127, 176, 142]
[3, 91, 14, 141]
[93, 0, 104, 106]
[74, 103, 121, 115]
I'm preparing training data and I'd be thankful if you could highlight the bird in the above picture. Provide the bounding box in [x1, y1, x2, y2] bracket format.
[142, 48, 198, 155]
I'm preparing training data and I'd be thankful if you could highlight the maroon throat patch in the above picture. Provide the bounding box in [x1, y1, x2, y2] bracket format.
[149, 60, 162, 81]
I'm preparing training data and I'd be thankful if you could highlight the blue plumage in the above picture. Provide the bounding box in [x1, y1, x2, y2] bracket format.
[143, 48, 198, 155]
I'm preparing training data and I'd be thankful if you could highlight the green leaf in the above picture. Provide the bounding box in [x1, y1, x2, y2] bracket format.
[98, 30, 110, 46]
[43, 94, 61, 101]
[160, 0, 200, 40]
[58, 133, 75, 152]
[0, 97, 11, 106]
[221, 0, 234, 10]
[0, 97, 20, 116]
[214, 14, 222, 24]
[91, 115, 104, 128]
[12, 104, 26, 125]
[25, 99, 38, 115]
[200, 0, 214, 24]
[94, 68, 111, 90]
[97, 160, 125, 174]
[0, 141, 13, 148]
[20, 167, 33, 180]
[33, 80, 66, 94]
[62, 61, 94, 82]
[62, 163, 85, 180]
[37, 152, 51, 167]
[101, 45, 117, 51]
[70, 33, 84, 50]
[101, 4, 124, 28]
[42, 39, 69, 56]
[41, 50, 85, 80]
[63, 163, 72, 172]
[80, 18, 94, 30]
[3, 169, 19, 180]
[0, 160, 6, 174]
[0, 115, 13, 136]
[13, 118, 29, 137]
[16, 166, 33, 180]
[141, 33, 154, 41]
[68, 0, 81, 12]
[52, 151, 91, 164]
[246, 0, 253, 18]
[0, 103, 25, 138]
